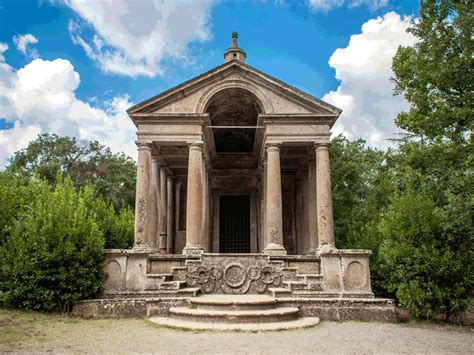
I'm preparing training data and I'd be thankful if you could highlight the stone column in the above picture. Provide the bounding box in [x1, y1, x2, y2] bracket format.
[134, 143, 152, 249]
[262, 158, 267, 251]
[166, 176, 174, 254]
[315, 143, 335, 250]
[201, 161, 209, 252]
[175, 180, 183, 252]
[307, 158, 318, 254]
[263, 145, 287, 255]
[158, 166, 167, 253]
[183, 143, 204, 255]
[149, 154, 160, 249]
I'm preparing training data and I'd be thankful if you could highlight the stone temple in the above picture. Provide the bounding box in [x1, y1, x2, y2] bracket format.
[73, 33, 396, 328]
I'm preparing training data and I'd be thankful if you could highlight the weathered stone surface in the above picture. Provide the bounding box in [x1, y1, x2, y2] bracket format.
[185, 255, 282, 295]
[91, 34, 381, 325]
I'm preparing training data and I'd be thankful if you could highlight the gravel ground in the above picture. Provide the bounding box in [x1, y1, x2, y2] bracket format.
[1, 309, 473, 354]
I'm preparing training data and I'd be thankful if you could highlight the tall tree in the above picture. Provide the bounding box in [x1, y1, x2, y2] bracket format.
[380, 0, 474, 320]
[392, 0, 473, 142]
[7, 134, 136, 210]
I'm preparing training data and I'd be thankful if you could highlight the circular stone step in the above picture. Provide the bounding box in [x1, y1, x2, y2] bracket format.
[149, 316, 320, 332]
[169, 306, 299, 323]
[190, 295, 277, 310]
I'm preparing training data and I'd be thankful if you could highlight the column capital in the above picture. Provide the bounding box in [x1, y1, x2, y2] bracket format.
[265, 144, 281, 153]
[314, 142, 330, 151]
[166, 175, 175, 182]
[188, 142, 204, 150]
[136, 142, 153, 151]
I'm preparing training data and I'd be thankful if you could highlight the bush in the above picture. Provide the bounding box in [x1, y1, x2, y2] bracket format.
[378, 192, 473, 321]
[0, 176, 105, 312]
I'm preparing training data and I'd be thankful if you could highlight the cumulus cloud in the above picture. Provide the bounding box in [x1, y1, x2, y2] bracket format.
[324, 12, 417, 147]
[63, 0, 217, 77]
[308, 0, 388, 12]
[0, 55, 136, 167]
[13, 33, 39, 58]
[0, 42, 8, 62]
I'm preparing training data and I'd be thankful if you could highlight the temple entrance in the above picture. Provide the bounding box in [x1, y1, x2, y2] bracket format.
[219, 196, 251, 253]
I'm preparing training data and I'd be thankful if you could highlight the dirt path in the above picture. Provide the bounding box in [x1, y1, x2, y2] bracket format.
[1, 309, 472, 354]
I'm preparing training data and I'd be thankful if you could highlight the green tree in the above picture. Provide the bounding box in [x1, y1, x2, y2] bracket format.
[0, 176, 106, 312]
[330, 136, 398, 296]
[392, 0, 473, 142]
[376, 0, 474, 320]
[7, 134, 137, 210]
[0, 172, 31, 245]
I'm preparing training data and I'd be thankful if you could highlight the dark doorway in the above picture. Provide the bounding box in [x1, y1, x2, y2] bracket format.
[219, 196, 251, 253]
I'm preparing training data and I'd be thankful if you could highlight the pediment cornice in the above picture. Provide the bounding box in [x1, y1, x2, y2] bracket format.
[127, 61, 342, 120]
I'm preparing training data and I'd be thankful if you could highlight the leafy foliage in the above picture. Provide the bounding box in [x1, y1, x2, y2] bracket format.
[7, 134, 136, 210]
[392, 0, 473, 142]
[0, 176, 105, 312]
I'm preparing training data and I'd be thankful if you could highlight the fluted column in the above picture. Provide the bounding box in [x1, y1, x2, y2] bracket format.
[158, 166, 167, 253]
[183, 143, 204, 255]
[166, 176, 174, 254]
[263, 145, 287, 256]
[315, 143, 335, 250]
[134, 143, 152, 249]
[307, 158, 318, 254]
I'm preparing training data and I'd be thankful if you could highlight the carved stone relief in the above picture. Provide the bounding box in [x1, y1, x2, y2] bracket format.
[185, 256, 282, 294]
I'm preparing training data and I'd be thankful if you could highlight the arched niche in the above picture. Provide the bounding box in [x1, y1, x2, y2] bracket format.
[204, 88, 263, 153]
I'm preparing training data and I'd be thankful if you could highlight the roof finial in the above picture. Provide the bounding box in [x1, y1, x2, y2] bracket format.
[224, 32, 246, 63]
[232, 32, 238, 48]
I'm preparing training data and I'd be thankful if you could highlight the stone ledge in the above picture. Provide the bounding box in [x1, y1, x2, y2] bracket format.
[72, 297, 398, 322]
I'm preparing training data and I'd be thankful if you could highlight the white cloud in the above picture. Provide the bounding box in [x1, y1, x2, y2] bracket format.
[13, 33, 39, 58]
[308, 0, 388, 12]
[0, 56, 137, 167]
[0, 42, 8, 62]
[62, 0, 217, 77]
[324, 12, 417, 147]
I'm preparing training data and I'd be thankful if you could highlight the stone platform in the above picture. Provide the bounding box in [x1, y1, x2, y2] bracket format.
[149, 295, 320, 331]
[72, 296, 397, 323]
[72, 250, 398, 325]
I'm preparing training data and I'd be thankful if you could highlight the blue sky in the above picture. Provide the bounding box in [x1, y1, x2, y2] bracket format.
[0, 0, 420, 166]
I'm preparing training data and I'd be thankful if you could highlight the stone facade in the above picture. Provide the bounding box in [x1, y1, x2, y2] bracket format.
[90, 34, 384, 323]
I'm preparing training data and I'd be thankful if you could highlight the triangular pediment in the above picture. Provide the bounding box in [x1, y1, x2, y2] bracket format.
[127, 61, 341, 118]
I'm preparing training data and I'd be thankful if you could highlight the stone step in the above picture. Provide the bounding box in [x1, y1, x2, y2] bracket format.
[176, 287, 200, 297]
[160, 281, 187, 290]
[297, 274, 323, 283]
[168, 306, 299, 323]
[101, 290, 192, 298]
[147, 273, 173, 281]
[268, 287, 292, 297]
[189, 295, 277, 310]
[282, 281, 309, 291]
[149, 316, 320, 331]
[171, 266, 188, 281]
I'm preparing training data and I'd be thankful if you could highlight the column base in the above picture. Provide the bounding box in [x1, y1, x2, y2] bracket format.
[316, 243, 337, 255]
[182, 244, 204, 256]
[132, 244, 154, 253]
[263, 243, 287, 256]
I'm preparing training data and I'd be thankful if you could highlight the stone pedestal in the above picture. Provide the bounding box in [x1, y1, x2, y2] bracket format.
[263, 145, 287, 256]
[183, 143, 205, 255]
